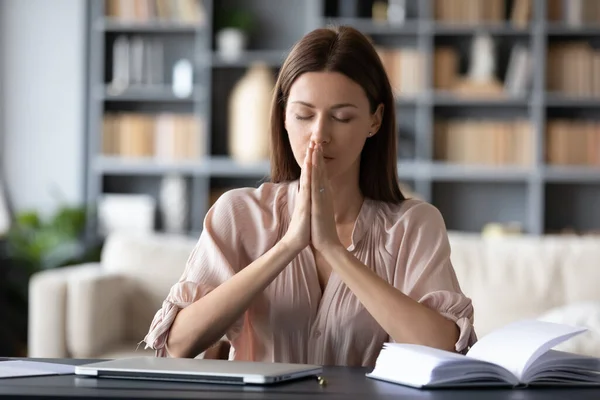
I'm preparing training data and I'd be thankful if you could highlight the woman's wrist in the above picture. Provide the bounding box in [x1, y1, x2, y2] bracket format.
[278, 234, 306, 255]
[319, 242, 347, 263]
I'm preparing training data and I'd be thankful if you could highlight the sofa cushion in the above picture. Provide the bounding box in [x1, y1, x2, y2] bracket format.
[448, 233, 567, 338]
[537, 302, 600, 358]
[100, 232, 198, 340]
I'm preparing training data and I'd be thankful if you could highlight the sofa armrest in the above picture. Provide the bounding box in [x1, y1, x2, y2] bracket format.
[66, 267, 129, 358]
[28, 263, 101, 358]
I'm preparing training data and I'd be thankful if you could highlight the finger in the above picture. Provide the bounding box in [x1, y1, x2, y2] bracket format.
[299, 147, 307, 192]
[311, 143, 319, 200]
[301, 145, 312, 196]
[315, 145, 324, 190]
[317, 145, 325, 184]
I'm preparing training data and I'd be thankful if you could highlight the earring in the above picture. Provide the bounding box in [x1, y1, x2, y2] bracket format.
[368, 132, 373, 137]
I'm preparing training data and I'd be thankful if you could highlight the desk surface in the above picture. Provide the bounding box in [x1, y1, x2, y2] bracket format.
[1, 358, 599, 400]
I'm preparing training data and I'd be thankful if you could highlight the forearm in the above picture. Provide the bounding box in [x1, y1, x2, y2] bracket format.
[321, 245, 459, 352]
[167, 239, 301, 358]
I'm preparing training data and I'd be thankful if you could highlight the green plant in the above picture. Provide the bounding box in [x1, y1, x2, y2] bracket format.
[6, 205, 100, 274]
[1, 205, 101, 357]
[217, 9, 255, 32]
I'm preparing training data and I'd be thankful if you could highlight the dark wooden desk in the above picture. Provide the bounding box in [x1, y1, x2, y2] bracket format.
[1, 358, 599, 399]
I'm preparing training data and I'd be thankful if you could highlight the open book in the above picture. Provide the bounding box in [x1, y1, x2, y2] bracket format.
[367, 319, 600, 388]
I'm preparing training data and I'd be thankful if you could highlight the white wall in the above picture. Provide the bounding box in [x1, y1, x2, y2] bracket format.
[0, 3, 4, 176]
[0, 0, 86, 216]
[0, 6, 7, 233]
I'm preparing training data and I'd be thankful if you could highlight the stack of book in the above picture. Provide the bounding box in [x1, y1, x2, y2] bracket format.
[546, 120, 600, 165]
[434, 119, 533, 165]
[102, 113, 204, 161]
[376, 47, 425, 97]
[547, 42, 600, 97]
[367, 319, 600, 389]
[548, 0, 600, 26]
[105, 0, 206, 23]
[434, 0, 531, 27]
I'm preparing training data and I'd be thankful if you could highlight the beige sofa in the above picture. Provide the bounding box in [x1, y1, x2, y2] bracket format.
[28, 231, 600, 359]
[28, 232, 198, 359]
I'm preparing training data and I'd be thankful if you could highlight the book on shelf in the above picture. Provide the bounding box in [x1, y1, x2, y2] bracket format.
[367, 319, 600, 389]
[105, 0, 206, 24]
[548, 0, 600, 26]
[510, 0, 532, 28]
[547, 41, 600, 97]
[434, 0, 505, 25]
[102, 113, 204, 161]
[110, 35, 165, 93]
[434, 119, 532, 166]
[434, 47, 458, 91]
[504, 44, 532, 97]
[433, 0, 530, 26]
[433, 43, 532, 98]
[375, 47, 425, 97]
[546, 120, 600, 166]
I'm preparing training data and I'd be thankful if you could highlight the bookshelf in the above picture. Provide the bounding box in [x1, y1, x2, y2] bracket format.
[85, 0, 600, 238]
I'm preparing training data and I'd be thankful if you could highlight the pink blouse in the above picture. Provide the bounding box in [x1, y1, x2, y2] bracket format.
[143, 180, 476, 367]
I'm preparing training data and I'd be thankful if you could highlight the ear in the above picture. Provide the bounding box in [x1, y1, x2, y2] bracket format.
[369, 103, 384, 136]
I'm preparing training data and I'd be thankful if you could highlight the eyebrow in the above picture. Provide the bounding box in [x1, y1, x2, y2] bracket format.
[290, 101, 358, 110]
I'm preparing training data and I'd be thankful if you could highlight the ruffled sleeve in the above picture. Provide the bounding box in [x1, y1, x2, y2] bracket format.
[141, 189, 252, 357]
[393, 201, 477, 353]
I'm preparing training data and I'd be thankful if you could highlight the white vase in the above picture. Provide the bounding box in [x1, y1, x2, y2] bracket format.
[172, 59, 193, 98]
[228, 63, 274, 163]
[216, 28, 247, 62]
[159, 174, 188, 234]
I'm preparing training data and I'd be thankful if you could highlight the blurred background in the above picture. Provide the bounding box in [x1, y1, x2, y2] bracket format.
[1, 0, 599, 361]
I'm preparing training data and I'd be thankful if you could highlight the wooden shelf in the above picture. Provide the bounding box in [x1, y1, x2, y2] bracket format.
[428, 163, 533, 181]
[95, 156, 271, 177]
[432, 93, 530, 107]
[97, 86, 205, 102]
[95, 157, 542, 183]
[325, 18, 420, 35]
[84, 0, 600, 236]
[209, 51, 288, 68]
[429, 22, 531, 36]
[546, 23, 600, 37]
[544, 166, 600, 183]
[545, 94, 600, 108]
[96, 18, 203, 33]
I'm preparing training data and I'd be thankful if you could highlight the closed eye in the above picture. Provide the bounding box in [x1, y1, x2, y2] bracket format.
[295, 115, 352, 123]
[334, 117, 352, 123]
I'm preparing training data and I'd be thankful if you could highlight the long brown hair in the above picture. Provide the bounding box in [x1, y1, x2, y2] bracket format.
[269, 25, 405, 203]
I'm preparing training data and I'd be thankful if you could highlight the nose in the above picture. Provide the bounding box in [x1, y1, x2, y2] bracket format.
[310, 117, 331, 145]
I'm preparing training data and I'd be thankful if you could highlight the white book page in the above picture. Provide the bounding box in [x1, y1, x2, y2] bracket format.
[368, 343, 467, 385]
[0, 361, 75, 379]
[522, 349, 600, 383]
[466, 320, 586, 380]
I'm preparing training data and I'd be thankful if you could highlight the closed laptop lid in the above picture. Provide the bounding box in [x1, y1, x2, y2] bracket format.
[75, 357, 323, 385]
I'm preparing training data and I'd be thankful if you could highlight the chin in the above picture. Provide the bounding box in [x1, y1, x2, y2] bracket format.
[327, 158, 360, 182]
[324, 161, 342, 179]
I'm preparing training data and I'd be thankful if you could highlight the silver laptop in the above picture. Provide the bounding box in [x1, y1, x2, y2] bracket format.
[74, 357, 323, 385]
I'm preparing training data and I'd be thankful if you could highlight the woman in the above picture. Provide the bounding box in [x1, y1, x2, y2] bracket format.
[142, 25, 476, 367]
